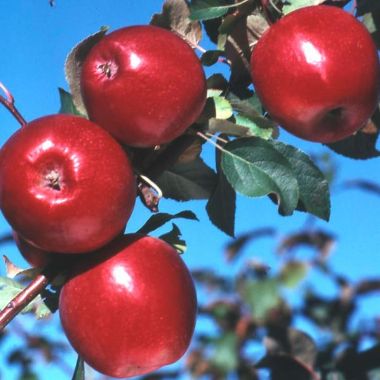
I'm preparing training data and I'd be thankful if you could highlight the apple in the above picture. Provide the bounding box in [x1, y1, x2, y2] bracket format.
[0, 114, 136, 254]
[80, 25, 207, 148]
[59, 234, 197, 378]
[13, 231, 54, 268]
[13, 231, 78, 268]
[250, 5, 380, 143]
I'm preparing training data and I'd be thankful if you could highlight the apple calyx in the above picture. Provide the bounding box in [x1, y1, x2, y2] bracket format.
[98, 61, 118, 79]
[43, 168, 63, 191]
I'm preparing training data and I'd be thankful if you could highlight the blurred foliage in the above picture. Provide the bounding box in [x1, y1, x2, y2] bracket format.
[2, 210, 380, 379]
[185, 221, 380, 380]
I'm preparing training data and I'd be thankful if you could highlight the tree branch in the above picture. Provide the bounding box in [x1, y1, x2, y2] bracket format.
[0, 82, 27, 127]
[0, 264, 62, 330]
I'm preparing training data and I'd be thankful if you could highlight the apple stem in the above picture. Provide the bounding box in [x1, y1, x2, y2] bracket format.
[0, 264, 61, 331]
[0, 82, 27, 127]
[171, 31, 230, 66]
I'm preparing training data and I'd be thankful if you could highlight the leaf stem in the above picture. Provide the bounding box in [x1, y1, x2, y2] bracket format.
[0, 263, 61, 330]
[205, 132, 229, 144]
[197, 131, 228, 153]
[0, 82, 27, 127]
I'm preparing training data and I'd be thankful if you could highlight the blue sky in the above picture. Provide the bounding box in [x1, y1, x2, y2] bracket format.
[0, 1, 379, 379]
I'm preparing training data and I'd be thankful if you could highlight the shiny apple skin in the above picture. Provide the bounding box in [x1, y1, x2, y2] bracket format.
[250, 5, 380, 143]
[59, 234, 197, 378]
[81, 25, 207, 148]
[0, 114, 136, 254]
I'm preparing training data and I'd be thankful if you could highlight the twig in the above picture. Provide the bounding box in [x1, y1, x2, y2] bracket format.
[0, 82, 27, 127]
[0, 264, 62, 330]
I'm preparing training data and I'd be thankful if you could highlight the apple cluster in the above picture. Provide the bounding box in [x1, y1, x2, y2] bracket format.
[0, 25, 206, 378]
[1, 4, 379, 378]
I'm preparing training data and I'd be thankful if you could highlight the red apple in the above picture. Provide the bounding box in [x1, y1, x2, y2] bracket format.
[250, 5, 380, 143]
[13, 231, 53, 268]
[0, 114, 136, 254]
[59, 234, 197, 378]
[80, 25, 207, 148]
[13, 231, 77, 268]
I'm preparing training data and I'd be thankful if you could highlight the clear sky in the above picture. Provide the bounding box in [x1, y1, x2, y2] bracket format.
[0, 1, 379, 379]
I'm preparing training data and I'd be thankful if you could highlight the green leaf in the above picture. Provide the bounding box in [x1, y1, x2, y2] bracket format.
[159, 223, 187, 254]
[217, 32, 228, 50]
[213, 96, 233, 119]
[279, 261, 309, 288]
[58, 88, 84, 116]
[271, 141, 330, 221]
[228, 93, 277, 134]
[72, 356, 85, 380]
[137, 211, 198, 235]
[239, 278, 281, 320]
[283, 0, 324, 14]
[206, 118, 257, 137]
[156, 158, 217, 201]
[0, 276, 23, 309]
[206, 137, 236, 237]
[227, 93, 263, 117]
[211, 332, 239, 372]
[221, 137, 299, 216]
[201, 50, 224, 66]
[207, 89, 223, 97]
[235, 114, 273, 139]
[363, 12, 377, 33]
[190, 0, 245, 21]
[34, 298, 53, 319]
